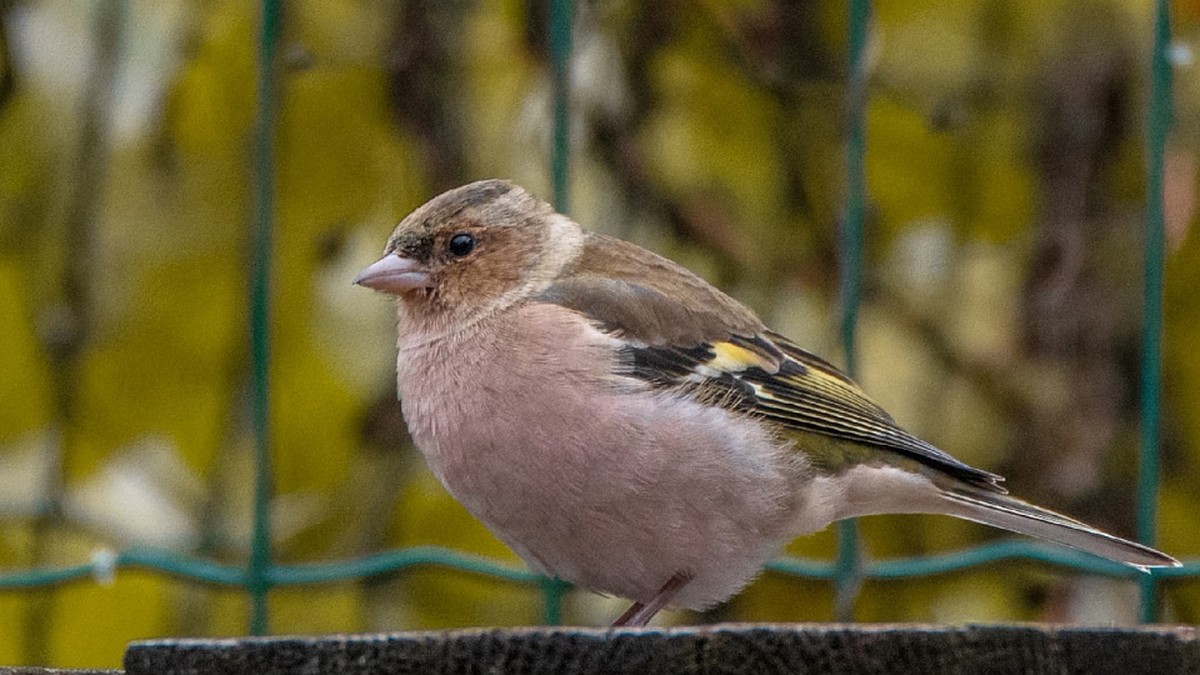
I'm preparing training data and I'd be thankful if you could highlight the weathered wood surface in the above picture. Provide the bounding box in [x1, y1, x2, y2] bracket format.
[122, 624, 1199, 675]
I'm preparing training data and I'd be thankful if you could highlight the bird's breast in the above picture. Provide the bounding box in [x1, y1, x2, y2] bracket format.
[393, 302, 810, 608]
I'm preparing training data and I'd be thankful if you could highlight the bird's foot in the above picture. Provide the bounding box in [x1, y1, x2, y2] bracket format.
[611, 570, 693, 627]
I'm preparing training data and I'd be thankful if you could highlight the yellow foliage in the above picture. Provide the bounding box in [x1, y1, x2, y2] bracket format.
[0, 265, 52, 440]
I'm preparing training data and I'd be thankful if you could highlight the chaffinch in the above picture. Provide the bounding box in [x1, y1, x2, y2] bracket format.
[355, 179, 1179, 627]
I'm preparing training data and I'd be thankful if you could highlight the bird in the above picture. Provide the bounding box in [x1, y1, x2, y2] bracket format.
[354, 179, 1180, 627]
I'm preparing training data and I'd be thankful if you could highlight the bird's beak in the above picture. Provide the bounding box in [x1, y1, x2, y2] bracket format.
[354, 254, 433, 293]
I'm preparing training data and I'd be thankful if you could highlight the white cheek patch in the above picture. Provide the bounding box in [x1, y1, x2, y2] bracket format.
[531, 214, 586, 285]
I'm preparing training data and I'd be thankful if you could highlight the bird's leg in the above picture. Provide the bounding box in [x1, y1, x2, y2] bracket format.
[611, 571, 693, 627]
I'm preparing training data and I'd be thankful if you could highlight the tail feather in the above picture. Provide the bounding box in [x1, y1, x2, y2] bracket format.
[941, 488, 1180, 570]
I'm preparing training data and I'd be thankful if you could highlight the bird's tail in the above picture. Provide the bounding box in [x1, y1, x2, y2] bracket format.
[939, 487, 1180, 570]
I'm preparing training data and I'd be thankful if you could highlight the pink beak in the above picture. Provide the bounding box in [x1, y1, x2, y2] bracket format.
[354, 254, 433, 293]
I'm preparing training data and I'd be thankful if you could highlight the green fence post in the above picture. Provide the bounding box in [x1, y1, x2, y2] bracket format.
[834, 0, 872, 623]
[248, 0, 281, 636]
[1137, 0, 1173, 624]
[549, 0, 574, 216]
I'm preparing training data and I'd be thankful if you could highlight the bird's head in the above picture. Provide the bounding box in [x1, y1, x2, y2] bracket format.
[355, 179, 582, 328]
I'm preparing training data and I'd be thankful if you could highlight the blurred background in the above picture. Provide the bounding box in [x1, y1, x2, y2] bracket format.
[1, 0, 1199, 668]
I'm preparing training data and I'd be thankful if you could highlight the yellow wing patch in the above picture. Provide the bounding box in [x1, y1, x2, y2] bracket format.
[683, 340, 783, 384]
[710, 341, 778, 373]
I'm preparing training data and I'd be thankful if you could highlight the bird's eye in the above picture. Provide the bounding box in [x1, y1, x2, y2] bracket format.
[448, 233, 476, 257]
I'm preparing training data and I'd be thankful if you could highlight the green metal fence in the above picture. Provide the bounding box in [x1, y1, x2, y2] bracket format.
[1, 0, 1196, 637]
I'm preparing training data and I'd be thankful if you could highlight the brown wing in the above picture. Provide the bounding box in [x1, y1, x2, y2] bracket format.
[539, 232, 764, 345]
[536, 234, 1004, 492]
